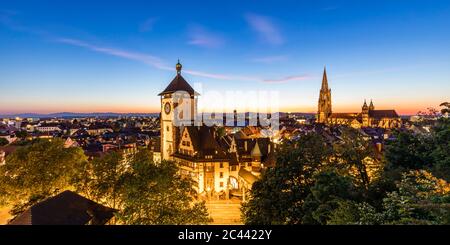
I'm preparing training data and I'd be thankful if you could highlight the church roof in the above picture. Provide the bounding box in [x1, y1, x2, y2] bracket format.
[329, 113, 359, 119]
[369, 110, 399, 118]
[158, 74, 196, 96]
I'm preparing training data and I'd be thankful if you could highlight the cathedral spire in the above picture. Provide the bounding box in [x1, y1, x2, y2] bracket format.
[317, 66, 332, 123]
[321, 66, 329, 91]
[369, 99, 375, 110]
[362, 99, 368, 110]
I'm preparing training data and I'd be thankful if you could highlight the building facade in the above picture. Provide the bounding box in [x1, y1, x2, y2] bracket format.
[158, 62, 274, 199]
[317, 68, 402, 128]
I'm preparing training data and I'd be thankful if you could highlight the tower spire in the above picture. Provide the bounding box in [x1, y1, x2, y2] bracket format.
[369, 99, 374, 110]
[317, 66, 332, 123]
[321, 66, 329, 91]
[362, 99, 368, 110]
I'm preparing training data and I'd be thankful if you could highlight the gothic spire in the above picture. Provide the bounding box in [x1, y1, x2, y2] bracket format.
[369, 99, 375, 110]
[362, 99, 368, 110]
[321, 66, 329, 91]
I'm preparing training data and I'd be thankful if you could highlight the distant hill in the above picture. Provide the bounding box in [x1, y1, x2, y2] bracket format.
[0, 112, 160, 119]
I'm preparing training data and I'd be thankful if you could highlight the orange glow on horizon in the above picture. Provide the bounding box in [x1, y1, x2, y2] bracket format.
[2, 104, 437, 116]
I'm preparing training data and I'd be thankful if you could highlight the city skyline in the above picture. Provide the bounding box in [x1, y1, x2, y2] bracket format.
[1, 1, 449, 115]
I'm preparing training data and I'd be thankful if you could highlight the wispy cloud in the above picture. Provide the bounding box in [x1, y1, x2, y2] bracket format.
[139, 17, 158, 32]
[245, 13, 284, 45]
[251, 55, 289, 64]
[1, 14, 307, 84]
[263, 75, 312, 83]
[187, 24, 225, 48]
[55, 38, 170, 70]
[54, 38, 308, 83]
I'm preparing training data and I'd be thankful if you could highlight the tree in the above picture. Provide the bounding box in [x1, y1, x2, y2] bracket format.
[116, 151, 211, 224]
[0, 139, 87, 214]
[385, 131, 432, 172]
[241, 133, 332, 224]
[384, 119, 449, 182]
[73, 151, 127, 210]
[302, 171, 362, 224]
[439, 102, 449, 115]
[333, 128, 377, 189]
[381, 170, 450, 224]
[329, 170, 450, 225]
[429, 118, 450, 181]
[0, 138, 8, 146]
[15, 130, 28, 140]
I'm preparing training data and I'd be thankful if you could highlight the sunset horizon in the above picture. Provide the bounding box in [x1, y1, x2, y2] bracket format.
[1, 0, 450, 239]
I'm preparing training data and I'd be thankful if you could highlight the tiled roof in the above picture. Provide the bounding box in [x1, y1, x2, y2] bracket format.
[158, 74, 196, 96]
[369, 110, 399, 118]
[329, 113, 359, 119]
[8, 190, 116, 225]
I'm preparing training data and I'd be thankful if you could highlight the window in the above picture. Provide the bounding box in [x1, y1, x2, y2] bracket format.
[231, 166, 237, 171]
[219, 163, 224, 168]
[187, 142, 190, 147]
[220, 182, 224, 187]
[220, 172, 223, 178]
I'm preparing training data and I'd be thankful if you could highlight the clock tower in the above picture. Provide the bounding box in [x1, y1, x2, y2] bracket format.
[158, 61, 198, 160]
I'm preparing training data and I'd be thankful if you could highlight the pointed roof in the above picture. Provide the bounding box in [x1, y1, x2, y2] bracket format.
[158, 61, 197, 96]
[321, 67, 329, 91]
[369, 99, 375, 110]
[362, 99, 368, 109]
[251, 141, 262, 157]
[158, 74, 196, 96]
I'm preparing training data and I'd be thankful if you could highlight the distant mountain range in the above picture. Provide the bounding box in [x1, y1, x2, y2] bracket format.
[0, 111, 317, 119]
[0, 112, 160, 119]
[0, 112, 412, 119]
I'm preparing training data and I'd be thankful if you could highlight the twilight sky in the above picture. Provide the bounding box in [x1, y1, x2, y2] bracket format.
[0, 0, 449, 115]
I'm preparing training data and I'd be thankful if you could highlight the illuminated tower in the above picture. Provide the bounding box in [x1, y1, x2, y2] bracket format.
[317, 67, 332, 123]
[362, 99, 369, 127]
[158, 61, 197, 160]
[369, 99, 375, 111]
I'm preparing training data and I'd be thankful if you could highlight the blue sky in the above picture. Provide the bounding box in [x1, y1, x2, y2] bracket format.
[0, 0, 449, 114]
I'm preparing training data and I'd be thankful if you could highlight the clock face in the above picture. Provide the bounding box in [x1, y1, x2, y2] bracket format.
[164, 102, 171, 114]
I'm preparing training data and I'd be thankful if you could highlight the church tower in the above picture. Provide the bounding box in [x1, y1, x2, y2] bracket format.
[317, 67, 332, 123]
[158, 61, 197, 161]
[369, 99, 375, 111]
[362, 99, 369, 127]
